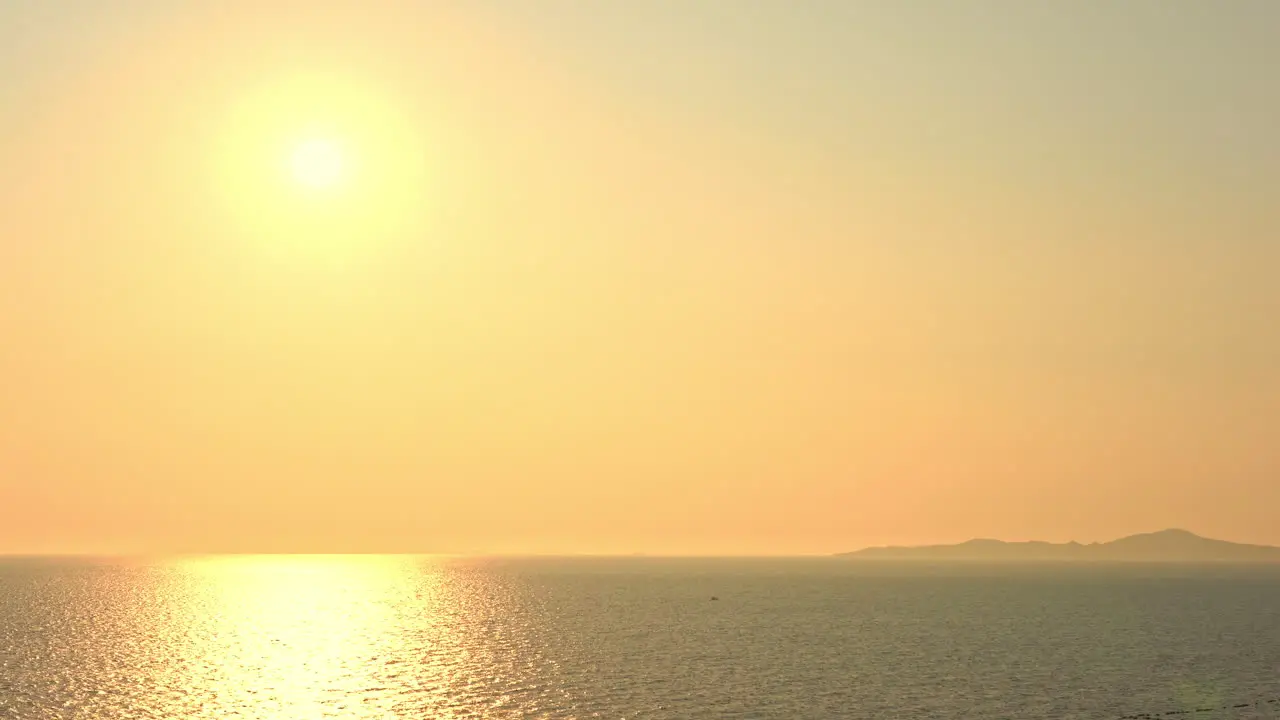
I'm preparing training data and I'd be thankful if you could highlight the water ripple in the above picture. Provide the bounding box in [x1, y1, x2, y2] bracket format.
[2, 558, 1280, 719]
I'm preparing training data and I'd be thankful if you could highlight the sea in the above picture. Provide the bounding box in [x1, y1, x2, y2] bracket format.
[2, 556, 1278, 719]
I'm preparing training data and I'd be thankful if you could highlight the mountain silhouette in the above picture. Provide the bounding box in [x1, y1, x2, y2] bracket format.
[838, 529, 1280, 562]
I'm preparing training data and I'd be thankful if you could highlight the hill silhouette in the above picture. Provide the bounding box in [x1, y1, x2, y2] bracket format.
[838, 529, 1280, 562]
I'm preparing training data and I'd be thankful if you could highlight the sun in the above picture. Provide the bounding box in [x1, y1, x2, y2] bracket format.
[290, 137, 345, 190]
[212, 69, 437, 254]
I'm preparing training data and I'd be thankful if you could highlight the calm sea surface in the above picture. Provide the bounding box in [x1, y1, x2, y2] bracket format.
[2, 557, 1279, 719]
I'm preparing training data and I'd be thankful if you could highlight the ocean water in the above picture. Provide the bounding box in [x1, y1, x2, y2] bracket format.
[1, 557, 1279, 720]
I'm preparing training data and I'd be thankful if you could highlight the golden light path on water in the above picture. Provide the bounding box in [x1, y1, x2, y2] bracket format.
[156, 555, 499, 719]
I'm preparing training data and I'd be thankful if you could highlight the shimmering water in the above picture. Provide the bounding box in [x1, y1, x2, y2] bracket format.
[2, 557, 1279, 719]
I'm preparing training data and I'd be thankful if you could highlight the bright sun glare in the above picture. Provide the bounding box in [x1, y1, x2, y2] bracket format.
[290, 138, 345, 189]
[214, 71, 434, 249]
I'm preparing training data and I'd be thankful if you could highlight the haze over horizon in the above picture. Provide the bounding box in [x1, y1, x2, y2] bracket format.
[2, 1, 1277, 556]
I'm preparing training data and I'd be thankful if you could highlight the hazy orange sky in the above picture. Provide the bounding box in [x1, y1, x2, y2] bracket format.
[2, 1, 1277, 555]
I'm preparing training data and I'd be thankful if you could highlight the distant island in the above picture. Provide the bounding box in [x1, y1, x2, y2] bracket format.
[838, 529, 1280, 563]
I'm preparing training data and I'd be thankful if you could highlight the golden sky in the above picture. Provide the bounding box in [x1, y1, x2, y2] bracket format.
[2, 1, 1277, 554]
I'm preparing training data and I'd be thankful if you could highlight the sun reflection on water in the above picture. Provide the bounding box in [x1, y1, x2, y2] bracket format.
[164, 555, 456, 719]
